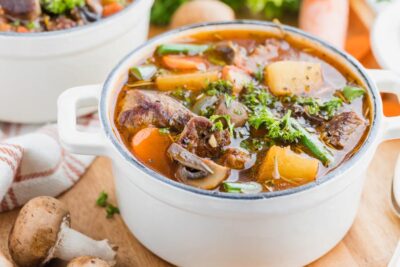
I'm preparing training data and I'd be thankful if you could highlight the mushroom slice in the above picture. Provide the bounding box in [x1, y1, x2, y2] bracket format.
[167, 143, 231, 189]
[68, 256, 111, 267]
[8, 196, 117, 267]
[167, 143, 213, 174]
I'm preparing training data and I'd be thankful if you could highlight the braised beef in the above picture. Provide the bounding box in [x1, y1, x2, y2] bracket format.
[118, 90, 195, 132]
[219, 148, 250, 169]
[322, 111, 366, 149]
[0, 0, 41, 20]
[177, 117, 231, 158]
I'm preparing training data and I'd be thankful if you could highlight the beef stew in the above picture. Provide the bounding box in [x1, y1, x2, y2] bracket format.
[114, 30, 371, 193]
[0, 0, 132, 32]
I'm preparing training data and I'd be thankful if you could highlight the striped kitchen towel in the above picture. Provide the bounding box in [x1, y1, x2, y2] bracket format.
[0, 114, 97, 212]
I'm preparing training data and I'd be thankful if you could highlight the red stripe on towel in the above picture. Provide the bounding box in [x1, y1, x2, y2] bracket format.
[0, 156, 16, 172]
[8, 188, 18, 208]
[15, 159, 62, 182]
[0, 147, 21, 163]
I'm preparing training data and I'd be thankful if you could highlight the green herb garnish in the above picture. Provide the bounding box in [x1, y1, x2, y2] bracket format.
[242, 83, 276, 111]
[105, 204, 120, 218]
[96, 191, 119, 218]
[210, 114, 235, 136]
[170, 88, 192, 107]
[96, 191, 108, 207]
[204, 80, 233, 96]
[343, 86, 365, 102]
[40, 0, 85, 14]
[248, 109, 302, 143]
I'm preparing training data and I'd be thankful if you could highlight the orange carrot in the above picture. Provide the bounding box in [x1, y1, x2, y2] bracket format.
[162, 55, 207, 70]
[16, 26, 29, 33]
[299, 0, 349, 49]
[102, 2, 124, 17]
[0, 23, 11, 32]
[131, 127, 173, 176]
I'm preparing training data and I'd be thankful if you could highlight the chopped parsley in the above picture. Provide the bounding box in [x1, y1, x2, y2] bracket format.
[96, 191, 108, 207]
[321, 97, 343, 118]
[170, 88, 192, 107]
[290, 95, 343, 119]
[105, 204, 120, 218]
[248, 109, 303, 143]
[343, 86, 365, 102]
[204, 80, 233, 96]
[240, 137, 274, 153]
[242, 83, 276, 111]
[41, 0, 85, 15]
[96, 191, 120, 219]
[210, 114, 235, 137]
[224, 93, 236, 108]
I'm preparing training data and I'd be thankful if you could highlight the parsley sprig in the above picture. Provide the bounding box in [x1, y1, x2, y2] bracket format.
[96, 191, 120, 219]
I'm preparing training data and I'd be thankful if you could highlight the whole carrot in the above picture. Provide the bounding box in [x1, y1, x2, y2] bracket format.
[299, 0, 349, 49]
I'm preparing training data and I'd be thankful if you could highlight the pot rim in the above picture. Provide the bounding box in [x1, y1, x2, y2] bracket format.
[0, 0, 148, 38]
[100, 20, 381, 200]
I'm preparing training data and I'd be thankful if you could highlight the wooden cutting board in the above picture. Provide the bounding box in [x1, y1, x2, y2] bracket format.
[1, 3, 400, 266]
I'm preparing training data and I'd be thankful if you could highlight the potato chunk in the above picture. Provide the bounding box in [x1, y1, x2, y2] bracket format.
[258, 146, 319, 185]
[265, 61, 322, 96]
[156, 71, 219, 91]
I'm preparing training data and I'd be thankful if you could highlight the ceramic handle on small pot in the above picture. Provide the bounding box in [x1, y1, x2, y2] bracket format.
[367, 69, 400, 140]
[58, 84, 110, 156]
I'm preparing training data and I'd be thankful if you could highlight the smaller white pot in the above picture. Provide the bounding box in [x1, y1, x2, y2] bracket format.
[58, 22, 400, 267]
[0, 0, 153, 123]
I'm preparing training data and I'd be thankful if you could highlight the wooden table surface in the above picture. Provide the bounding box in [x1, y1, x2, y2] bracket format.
[1, 4, 400, 267]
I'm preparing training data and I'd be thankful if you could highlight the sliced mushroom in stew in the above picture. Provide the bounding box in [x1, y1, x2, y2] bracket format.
[114, 30, 371, 193]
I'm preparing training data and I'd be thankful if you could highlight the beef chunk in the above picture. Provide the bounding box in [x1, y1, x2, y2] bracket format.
[118, 90, 195, 132]
[0, 0, 41, 20]
[219, 148, 250, 169]
[177, 117, 231, 158]
[47, 16, 78, 31]
[322, 111, 366, 149]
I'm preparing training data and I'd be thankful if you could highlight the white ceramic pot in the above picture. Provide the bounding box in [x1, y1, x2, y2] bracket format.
[58, 22, 400, 267]
[0, 0, 153, 123]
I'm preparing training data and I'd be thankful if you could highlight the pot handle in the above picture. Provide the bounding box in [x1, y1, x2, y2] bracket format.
[58, 84, 110, 156]
[367, 69, 400, 140]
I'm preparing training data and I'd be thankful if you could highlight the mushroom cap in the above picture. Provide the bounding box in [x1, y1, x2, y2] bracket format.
[8, 196, 70, 267]
[170, 0, 235, 29]
[67, 256, 111, 267]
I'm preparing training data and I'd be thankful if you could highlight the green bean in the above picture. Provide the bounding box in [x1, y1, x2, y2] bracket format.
[157, 44, 210, 55]
[291, 118, 334, 166]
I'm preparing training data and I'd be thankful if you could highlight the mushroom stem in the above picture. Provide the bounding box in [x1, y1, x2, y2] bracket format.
[50, 220, 117, 266]
[0, 252, 13, 267]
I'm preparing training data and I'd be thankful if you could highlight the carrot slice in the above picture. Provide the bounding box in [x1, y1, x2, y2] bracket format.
[131, 128, 173, 176]
[162, 55, 207, 70]
[102, 2, 124, 17]
[16, 26, 29, 33]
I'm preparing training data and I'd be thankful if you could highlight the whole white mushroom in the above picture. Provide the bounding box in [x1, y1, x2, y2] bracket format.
[8, 196, 117, 267]
[170, 0, 235, 29]
[67, 256, 111, 267]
